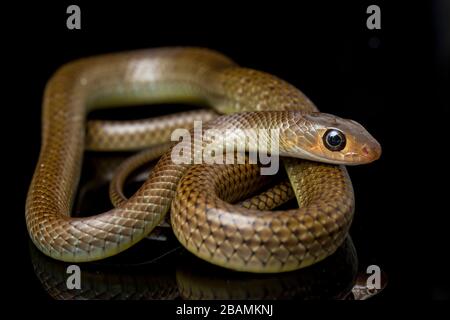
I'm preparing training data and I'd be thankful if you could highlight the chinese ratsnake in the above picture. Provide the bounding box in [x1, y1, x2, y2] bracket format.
[25, 48, 381, 273]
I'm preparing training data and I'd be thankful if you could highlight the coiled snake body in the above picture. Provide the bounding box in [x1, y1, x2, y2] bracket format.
[26, 48, 381, 273]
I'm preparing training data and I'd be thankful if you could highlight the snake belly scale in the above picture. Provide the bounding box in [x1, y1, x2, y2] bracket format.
[26, 48, 381, 273]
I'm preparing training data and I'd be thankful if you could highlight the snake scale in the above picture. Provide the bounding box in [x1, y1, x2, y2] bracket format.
[26, 48, 381, 273]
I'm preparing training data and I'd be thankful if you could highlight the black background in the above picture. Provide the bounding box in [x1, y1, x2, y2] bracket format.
[3, 0, 449, 305]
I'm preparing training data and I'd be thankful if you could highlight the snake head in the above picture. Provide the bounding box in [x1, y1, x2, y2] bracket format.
[282, 112, 382, 165]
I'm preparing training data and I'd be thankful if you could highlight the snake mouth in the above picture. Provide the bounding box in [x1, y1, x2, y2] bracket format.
[283, 148, 362, 166]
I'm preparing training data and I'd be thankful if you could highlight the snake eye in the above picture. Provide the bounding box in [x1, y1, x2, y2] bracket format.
[323, 129, 346, 151]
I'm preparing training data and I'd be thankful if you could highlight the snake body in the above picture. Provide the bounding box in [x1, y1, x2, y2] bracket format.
[26, 48, 381, 272]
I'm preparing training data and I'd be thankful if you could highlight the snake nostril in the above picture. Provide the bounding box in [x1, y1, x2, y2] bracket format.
[362, 146, 369, 156]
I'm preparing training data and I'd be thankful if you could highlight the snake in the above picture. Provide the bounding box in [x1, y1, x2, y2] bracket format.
[25, 47, 381, 273]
